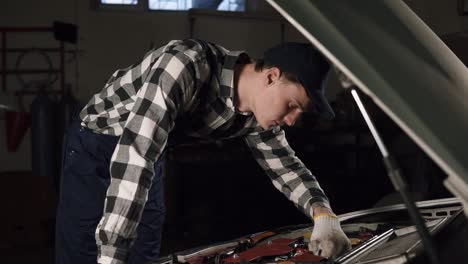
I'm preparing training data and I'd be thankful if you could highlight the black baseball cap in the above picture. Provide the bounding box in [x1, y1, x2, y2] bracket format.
[263, 42, 335, 120]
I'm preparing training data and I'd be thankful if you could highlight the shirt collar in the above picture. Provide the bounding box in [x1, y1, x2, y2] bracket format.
[218, 50, 250, 111]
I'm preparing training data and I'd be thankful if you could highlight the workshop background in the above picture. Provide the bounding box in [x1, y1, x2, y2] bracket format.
[1, 0, 467, 263]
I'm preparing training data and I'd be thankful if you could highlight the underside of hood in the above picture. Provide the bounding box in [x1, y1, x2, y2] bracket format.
[266, 0, 468, 215]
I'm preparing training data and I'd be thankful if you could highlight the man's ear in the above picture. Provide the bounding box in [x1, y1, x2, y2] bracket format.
[264, 67, 281, 86]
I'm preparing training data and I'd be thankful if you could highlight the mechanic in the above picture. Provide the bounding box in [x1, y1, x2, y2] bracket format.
[55, 39, 351, 264]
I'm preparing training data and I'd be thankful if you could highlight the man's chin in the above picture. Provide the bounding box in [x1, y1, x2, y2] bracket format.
[261, 123, 276, 130]
[259, 122, 270, 130]
[258, 118, 277, 130]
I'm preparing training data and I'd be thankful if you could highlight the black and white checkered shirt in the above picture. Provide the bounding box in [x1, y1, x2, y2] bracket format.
[80, 39, 330, 264]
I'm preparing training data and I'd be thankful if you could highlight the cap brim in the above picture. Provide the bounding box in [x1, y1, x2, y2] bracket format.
[314, 91, 335, 120]
[308, 70, 335, 121]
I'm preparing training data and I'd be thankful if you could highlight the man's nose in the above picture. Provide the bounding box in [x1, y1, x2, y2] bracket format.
[284, 110, 301, 126]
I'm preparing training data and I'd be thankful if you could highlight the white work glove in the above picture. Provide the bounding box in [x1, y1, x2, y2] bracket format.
[309, 213, 351, 259]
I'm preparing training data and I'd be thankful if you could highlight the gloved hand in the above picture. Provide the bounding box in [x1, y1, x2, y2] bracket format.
[309, 213, 351, 259]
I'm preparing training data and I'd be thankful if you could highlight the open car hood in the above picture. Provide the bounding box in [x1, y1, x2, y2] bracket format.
[266, 0, 468, 215]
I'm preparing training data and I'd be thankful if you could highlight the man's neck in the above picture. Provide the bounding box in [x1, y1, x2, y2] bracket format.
[234, 63, 259, 113]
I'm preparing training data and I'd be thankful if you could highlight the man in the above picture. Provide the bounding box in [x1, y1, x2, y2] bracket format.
[55, 39, 351, 264]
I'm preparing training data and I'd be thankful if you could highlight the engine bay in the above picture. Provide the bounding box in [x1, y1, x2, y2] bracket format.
[153, 199, 464, 264]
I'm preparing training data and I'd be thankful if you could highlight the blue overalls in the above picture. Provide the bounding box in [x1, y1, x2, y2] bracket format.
[55, 116, 167, 264]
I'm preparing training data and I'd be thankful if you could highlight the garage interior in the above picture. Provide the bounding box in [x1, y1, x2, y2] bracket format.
[1, 1, 467, 263]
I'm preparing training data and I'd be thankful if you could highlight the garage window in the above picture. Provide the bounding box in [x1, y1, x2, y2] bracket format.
[101, 0, 138, 4]
[98, 0, 245, 11]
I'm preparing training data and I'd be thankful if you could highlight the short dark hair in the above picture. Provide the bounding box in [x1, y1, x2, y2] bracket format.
[253, 58, 300, 85]
[260, 42, 335, 120]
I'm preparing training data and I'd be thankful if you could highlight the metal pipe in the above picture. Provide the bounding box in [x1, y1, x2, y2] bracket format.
[280, 22, 285, 43]
[335, 228, 395, 264]
[1, 69, 61, 74]
[15, 90, 63, 95]
[350, 89, 389, 157]
[176, 240, 240, 262]
[350, 88, 440, 264]
[1, 48, 77, 53]
[338, 197, 461, 222]
[0, 27, 52, 33]
[2, 32, 6, 92]
[60, 41, 65, 94]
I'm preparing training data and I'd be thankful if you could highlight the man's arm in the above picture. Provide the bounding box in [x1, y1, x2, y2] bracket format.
[245, 127, 351, 258]
[244, 127, 331, 218]
[95, 44, 197, 264]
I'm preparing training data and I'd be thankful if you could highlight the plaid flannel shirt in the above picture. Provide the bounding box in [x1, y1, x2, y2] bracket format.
[80, 39, 330, 264]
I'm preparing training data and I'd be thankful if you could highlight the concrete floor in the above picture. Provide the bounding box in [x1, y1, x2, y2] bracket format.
[1, 247, 53, 264]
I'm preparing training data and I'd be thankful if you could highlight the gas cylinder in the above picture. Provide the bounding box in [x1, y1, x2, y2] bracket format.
[31, 91, 56, 178]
